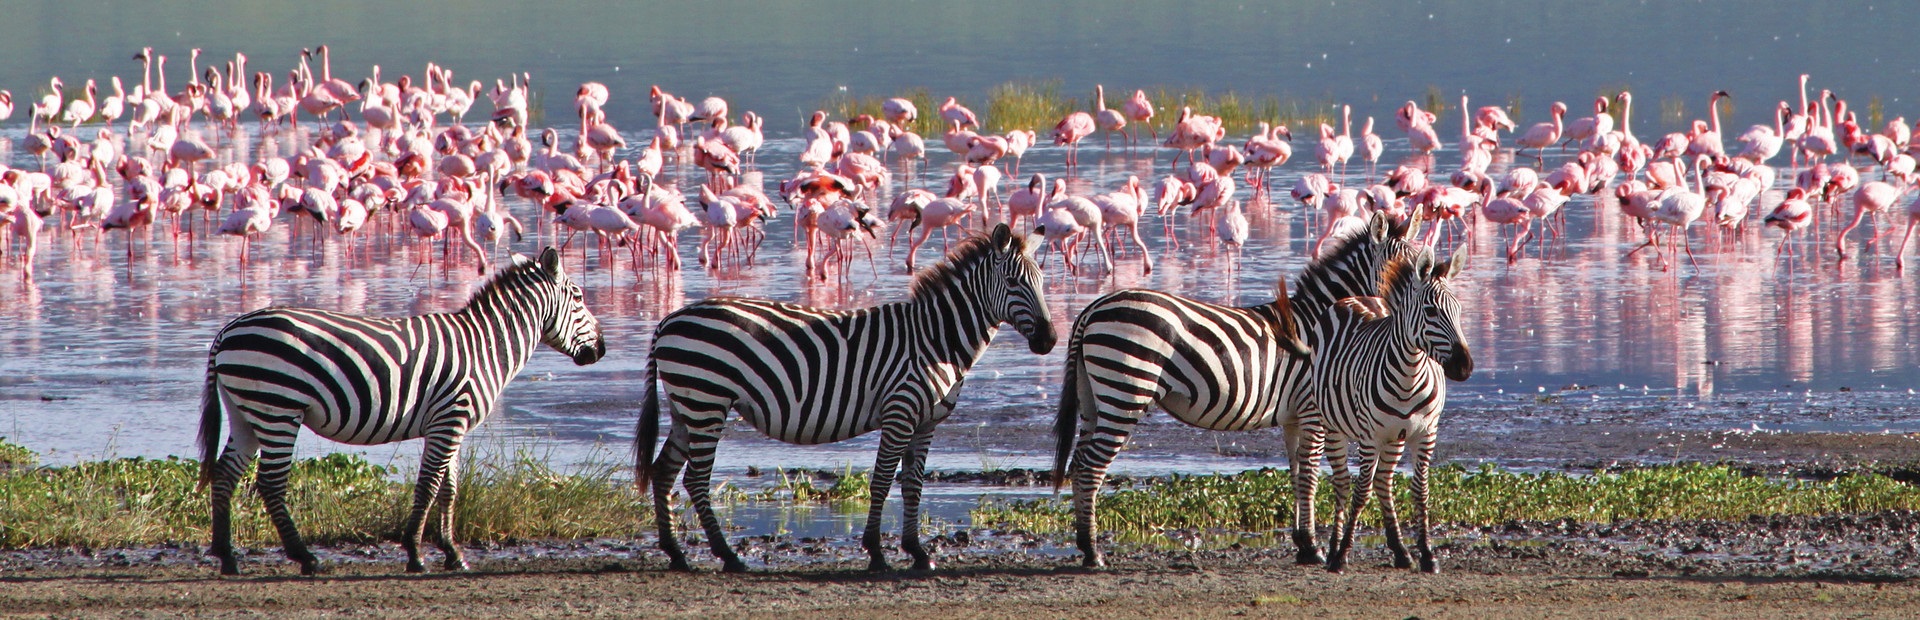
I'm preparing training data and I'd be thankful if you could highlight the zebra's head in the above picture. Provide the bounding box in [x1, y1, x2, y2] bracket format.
[1394, 246, 1472, 381]
[529, 247, 606, 365]
[990, 224, 1057, 354]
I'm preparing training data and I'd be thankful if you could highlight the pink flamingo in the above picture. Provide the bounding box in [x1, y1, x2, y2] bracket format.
[1763, 188, 1814, 257]
[1358, 116, 1384, 180]
[1687, 91, 1731, 158]
[939, 97, 978, 131]
[1006, 173, 1046, 232]
[1094, 175, 1152, 273]
[1244, 122, 1293, 199]
[1515, 101, 1567, 164]
[1094, 85, 1127, 148]
[1053, 111, 1096, 167]
[1835, 180, 1911, 259]
[1123, 90, 1155, 143]
[883, 97, 918, 127]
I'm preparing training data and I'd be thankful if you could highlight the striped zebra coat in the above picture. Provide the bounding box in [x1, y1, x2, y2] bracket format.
[1053, 211, 1416, 568]
[1313, 246, 1472, 574]
[637, 224, 1055, 572]
[197, 248, 605, 575]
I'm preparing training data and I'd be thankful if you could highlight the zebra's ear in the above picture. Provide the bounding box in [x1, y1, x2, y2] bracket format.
[990, 223, 1013, 251]
[509, 253, 533, 269]
[1414, 247, 1436, 280]
[1367, 210, 1390, 242]
[1436, 246, 1467, 279]
[538, 246, 563, 276]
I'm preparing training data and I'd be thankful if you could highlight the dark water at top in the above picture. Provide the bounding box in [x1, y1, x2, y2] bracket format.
[1, 1, 1917, 479]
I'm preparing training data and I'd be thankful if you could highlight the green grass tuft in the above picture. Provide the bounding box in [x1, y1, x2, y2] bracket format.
[972, 464, 1920, 541]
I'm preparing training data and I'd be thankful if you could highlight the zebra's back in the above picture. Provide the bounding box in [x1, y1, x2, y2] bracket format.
[651, 297, 918, 445]
[1074, 289, 1303, 430]
[211, 307, 464, 445]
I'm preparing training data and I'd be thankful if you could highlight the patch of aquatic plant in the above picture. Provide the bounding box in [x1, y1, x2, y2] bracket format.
[0, 440, 645, 548]
[970, 464, 1920, 536]
[986, 79, 1079, 133]
[821, 87, 940, 134]
[720, 466, 871, 505]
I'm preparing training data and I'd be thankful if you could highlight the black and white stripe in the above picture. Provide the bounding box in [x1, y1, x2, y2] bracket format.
[1312, 245, 1472, 573]
[1053, 211, 1416, 568]
[636, 223, 1055, 572]
[197, 248, 605, 575]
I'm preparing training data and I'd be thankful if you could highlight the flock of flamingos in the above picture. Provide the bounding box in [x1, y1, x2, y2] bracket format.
[1, 46, 1919, 287]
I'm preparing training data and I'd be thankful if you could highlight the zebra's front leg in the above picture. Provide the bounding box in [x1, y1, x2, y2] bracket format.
[1327, 444, 1377, 574]
[897, 423, 939, 570]
[208, 434, 260, 576]
[862, 413, 918, 571]
[1373, 440, 1412, 570]
[1411, 434, 1439, 574]
[401, 432, 461, 573]
[431, 449, 470, 571]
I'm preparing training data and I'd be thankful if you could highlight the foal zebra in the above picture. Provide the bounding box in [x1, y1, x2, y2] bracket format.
[1053, 211, 1416, 568]
[198, 248, 605, 575]
[1313, 245, 1472, 573]
[637, 223, 1055, 572]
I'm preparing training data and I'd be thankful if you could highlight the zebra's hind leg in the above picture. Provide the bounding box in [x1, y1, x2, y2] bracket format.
[861, 414, 918, 572]
[1285, 420, 1326, 565]
[897, 424, 938, 571]
[1372, 440, 1412, 570]
[251, 416, 321, 575]
[1069, 411, 1142, 569]
[680, 418, 746, 572]
[1411, 434, 1439, 574]
[401, 431, 463, 573]
[208, 433, 261, 576]
[650, 423, 695, 571]
[431, 452, 469, 571]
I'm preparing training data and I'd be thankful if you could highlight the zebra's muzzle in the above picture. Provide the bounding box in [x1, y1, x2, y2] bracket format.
[1443, 341, 1473, 381]
[573, 336, 607, 365]
[1022, 320, 1058, 354]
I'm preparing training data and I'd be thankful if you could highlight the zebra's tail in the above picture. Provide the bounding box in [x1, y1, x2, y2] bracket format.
[196, 343, 223, 490]
[1051, 335, 1084, 492]
[635, 357, 661, 496]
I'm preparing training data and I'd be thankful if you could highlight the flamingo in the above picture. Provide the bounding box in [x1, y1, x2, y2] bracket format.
[1737, 102, 1788, 164]
[1047, 178, 1112, 273]
[60, 79, 97, 129]
[1357, 117, 1383, 180]
[1401, 101, 1442, 154]
[1482, 192, 1532, 262]
[882, 97, 918, 127]
[1004, 129, 1035, 177]
[1123, 89, 1155, 142]
[1094, 175, 1152, 273]
[1642, 155, 1711, 270]
[1006, 173, 1046, 232]
[1835, 180, 1911, 259]
[1764, 188, 1814, 257]
[1094, 85, 1127, 148]
[1244, 122, 1293, 198]
[1562, 96, 1612, 147]
[1687, 91, 1731, 158]
[1053, 111, 1096, 167]
[1515, 101, 1567, 163]
[939, 97, 978, 131]
[1216, 199, 1249, 271]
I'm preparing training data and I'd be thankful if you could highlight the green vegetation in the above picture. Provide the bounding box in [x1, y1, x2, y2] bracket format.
[985, 80, 1080, 133]
[971, 464, 1920, 541]
[0, 438, 647, 548]
[720, 466, 871, 504]
[825, 81, 1337, 140]
[821, 87, 940, 134]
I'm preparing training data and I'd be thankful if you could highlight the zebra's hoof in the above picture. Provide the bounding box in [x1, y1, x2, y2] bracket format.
[1419, 559, 1439, 574]
[405, 562, 426, 574]
[667, 557, 692, 572]
[866, 558, 891, 572]
[300, 561, 325, 576]
[722, 560, 749, 573]
[911, 557, 936, 571]
[444, 558, 470, 572]
[1295, 551, 1325, 566]
[1080, 554, 1106, 569]
[1391, 556, 1412, 570]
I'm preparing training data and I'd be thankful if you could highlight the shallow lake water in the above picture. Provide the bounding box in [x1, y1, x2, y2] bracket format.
[1, 3, 1917, 543]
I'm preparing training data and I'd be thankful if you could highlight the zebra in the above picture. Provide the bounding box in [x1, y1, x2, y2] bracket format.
[1052, 211, 1416, 568]
[1312, 245, 1472, 573]
[197, 248, 605, 575]
[636, 223, 1055, 572]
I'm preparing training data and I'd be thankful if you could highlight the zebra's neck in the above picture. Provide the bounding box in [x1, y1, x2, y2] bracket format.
[452, 277, 550, 374]
[908, 263, 999, 367]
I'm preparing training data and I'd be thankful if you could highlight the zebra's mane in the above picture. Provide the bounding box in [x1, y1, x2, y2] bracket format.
[464, 255, 548, 308]
[908, 231, 1022, 300]
[1376, 252, 1418, 303]
[1289, 214, 1410, 302]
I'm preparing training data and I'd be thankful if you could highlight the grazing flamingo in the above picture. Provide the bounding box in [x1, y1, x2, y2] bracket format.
[1004, 129, 1035, 177]
[1123, 89, 1155, 142]
[882, 97, 918, 127]
[1515, 101, 1567, 163]
[939, 97, 978, 131]
[1006, 173, 1046, 232]
[1482, 193, 1532, 262]
[0, 187, 43, 280]
[1032, 206, 1086, 272]
[886, 188, 936, 248]
[1094, 175, 1153, 273]
[1094, 85, 1127, 148]
[1893, 188, 1920, 269]
[1835, 180, 1911, 259]
[1164, 106, 1222, 171]
[1244, 122, 1293, 198]
[1047, 178, 1112, 273]
[906, 194, 977, 269]
[1763, 188, 1814, 257]
[689, 96, 728, 127]
[1053, 111, 1096, 167]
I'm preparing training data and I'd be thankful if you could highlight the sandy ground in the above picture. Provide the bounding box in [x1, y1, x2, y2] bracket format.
[7, 510, 1920, 619]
